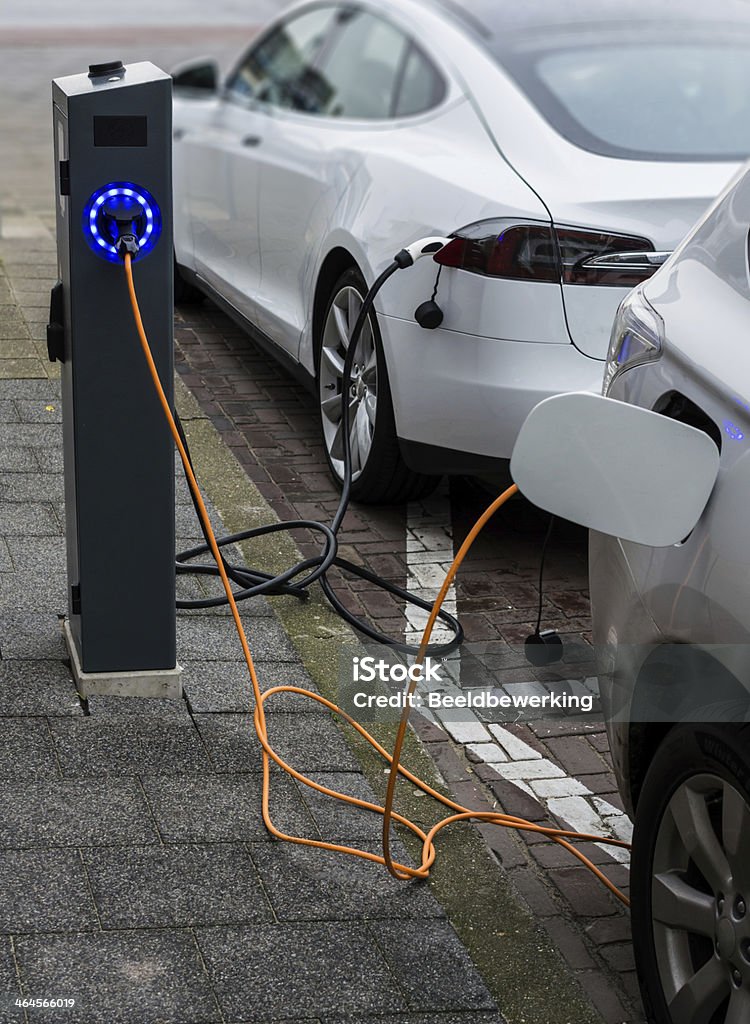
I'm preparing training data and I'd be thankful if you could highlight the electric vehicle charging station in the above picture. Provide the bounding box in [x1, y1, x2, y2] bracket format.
[50, 61, 181, 698]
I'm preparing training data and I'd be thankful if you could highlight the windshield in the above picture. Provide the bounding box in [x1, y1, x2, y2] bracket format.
[434, 1, 750, 162]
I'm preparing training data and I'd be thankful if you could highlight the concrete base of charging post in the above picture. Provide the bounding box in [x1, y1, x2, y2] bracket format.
[64, 621, 183, 700]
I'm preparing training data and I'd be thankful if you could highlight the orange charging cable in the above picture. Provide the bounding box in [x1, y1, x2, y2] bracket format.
[124, 253, 631, 907]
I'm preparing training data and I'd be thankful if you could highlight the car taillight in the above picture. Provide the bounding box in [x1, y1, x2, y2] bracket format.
[434, 219, 667, 288]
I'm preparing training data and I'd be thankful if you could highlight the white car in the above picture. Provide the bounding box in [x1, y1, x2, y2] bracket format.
[172, 0, 750, 502]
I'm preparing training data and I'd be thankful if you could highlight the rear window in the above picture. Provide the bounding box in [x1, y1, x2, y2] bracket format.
[509, 39, 750, 162]
[433, 0, 750, 161]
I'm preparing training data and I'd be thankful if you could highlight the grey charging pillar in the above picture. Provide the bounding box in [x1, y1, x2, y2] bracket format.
[51, 61, 181, 698]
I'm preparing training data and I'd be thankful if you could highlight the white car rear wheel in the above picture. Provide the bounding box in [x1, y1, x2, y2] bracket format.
[317, 268, 438, 504]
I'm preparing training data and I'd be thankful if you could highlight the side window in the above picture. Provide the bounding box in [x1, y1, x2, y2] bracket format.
[316, 10, 410, 119]
[394, 44, 446, 117]
[228, 7, 337, 113]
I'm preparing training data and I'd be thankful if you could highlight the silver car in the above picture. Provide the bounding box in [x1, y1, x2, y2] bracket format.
[593, 166, 750, 1023]
[512, 161, 750, 1023]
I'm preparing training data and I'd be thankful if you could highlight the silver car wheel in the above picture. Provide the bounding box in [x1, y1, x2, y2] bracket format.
[651, 772, 750, 1024]
[319, 283, 377, 482]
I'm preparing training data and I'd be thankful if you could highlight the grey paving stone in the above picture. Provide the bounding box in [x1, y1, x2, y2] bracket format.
[0, 614, 64, 660]
[0, 849, 97, 933]
[197, 923, 404, 1021]
[85, 695, 191, 718]
[4, 536, 64, 575]
[0, 473, 65, 503]
[0, 540, 11, 573]
[14, 930, 220, 1023]
[0, 381, 59, 402]
[49, 718, 210, 777]
[368, 921, 495, 1012]
[0, 660, 82, 717]
[0, 448, 37, 472]
[0, 780, 158, 848]
[84, 843, 272, 930]
[177, 615, 298, 662]
[31, 448, 62, 473]
[0, 575, 66, 615]
[174, 503, 225, 538]
[142, 772, 318, 843]
[177, 595, 275, 619]
[294, 771, 384, 845]
[195, 713, 359, 774]
[182, 659, 320, 714]
[248, 843, 443, 922]
[0, 424, 60, 449]
[14, 400, 62, 424]
[0, 503, 58, 536]
[0, 937, 23, 1023]
[0, 402, 19, 423]
[0, 720, 58, 779]
[175, 574, 214, 606]
[175, 533, 208, 550]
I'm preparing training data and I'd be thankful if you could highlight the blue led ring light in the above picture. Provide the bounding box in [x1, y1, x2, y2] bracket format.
[83, 182, 162, 262]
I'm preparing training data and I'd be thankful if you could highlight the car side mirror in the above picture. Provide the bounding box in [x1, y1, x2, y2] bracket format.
[172, 59, 219, 94]
[510, 392, 720, 547]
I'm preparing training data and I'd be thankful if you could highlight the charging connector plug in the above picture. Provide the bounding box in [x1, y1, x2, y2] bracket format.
[115, 233, 140, 259]
[394, 236, 452, 268]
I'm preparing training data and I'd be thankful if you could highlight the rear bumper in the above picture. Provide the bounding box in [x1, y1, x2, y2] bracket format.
[380, 315, 605, 463]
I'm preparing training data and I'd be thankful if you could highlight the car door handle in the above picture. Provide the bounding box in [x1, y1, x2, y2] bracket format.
[241, 135, 263, 147]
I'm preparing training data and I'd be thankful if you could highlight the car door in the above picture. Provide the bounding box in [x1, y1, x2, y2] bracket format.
[182, 6, 338, 324]
[249, 7, 419, 358]
[180, 100, 265, 311]
[214, 5, 340, 334]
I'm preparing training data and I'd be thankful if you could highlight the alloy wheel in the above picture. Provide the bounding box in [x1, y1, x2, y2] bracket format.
[651, 772, 750, 1024]
[319, 283, 378, 481]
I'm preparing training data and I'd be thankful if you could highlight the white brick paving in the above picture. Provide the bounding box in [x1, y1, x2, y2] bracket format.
[530, 777, 590, 798]
[466, 742, 508, 763]
[493, 759, 565, 781]
[488, 724, 542, 761]
[547, 796, 608, 837]
[442, 720, 491, 745]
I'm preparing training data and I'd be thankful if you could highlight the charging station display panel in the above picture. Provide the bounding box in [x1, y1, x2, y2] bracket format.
[52, 63, 176, 675]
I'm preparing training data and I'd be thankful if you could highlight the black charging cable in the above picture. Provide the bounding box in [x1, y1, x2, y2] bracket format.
[524, 515, 563, 666]
[174, 255, 463, 656]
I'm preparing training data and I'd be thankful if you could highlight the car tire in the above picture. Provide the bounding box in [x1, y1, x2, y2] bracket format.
[631, 723, 750, 1024]
[174, 259, 203, 306]
[316, 268, 439, 504]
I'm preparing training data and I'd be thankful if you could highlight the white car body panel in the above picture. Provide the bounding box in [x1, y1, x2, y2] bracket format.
[382, 315, 604, 458]
[172, 0, 747, 466]
[178, 98, 264, 324]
